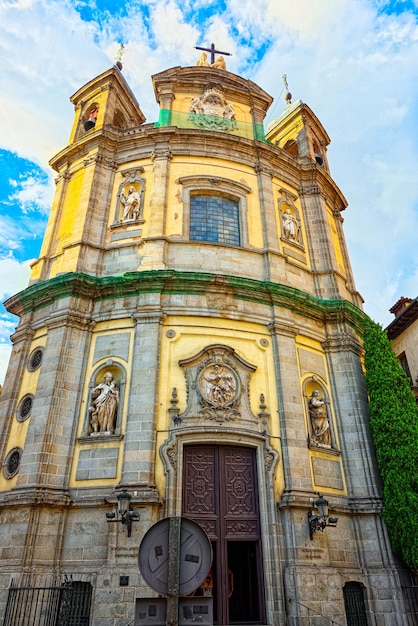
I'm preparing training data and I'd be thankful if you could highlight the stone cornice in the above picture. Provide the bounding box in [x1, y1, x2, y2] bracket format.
[5, 270, 367, 334]
[48, 121, 347, 211]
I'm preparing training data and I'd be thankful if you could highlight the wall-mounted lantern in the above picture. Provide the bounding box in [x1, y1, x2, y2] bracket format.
[106, 489, 140, 537]
[308, 494, 338, 540]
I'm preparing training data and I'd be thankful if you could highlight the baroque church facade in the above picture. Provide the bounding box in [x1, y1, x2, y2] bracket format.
[0, 57, 410, 625]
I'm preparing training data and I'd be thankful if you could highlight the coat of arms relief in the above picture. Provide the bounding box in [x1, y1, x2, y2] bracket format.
[189, 87, 238, 132]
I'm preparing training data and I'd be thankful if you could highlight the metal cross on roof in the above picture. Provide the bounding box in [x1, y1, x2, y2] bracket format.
[195, 43, 232, 64]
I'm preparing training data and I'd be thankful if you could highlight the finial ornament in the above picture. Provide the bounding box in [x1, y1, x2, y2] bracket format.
[115, 43, 126, 70]
[282, 74, 292, 105]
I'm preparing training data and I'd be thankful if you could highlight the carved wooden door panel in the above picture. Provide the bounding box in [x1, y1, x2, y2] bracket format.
[183, 445, 265, 625]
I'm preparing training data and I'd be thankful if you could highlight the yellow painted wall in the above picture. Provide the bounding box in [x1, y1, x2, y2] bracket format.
[267, 115, 304, 149]
[326, 205, 346, 277]
[53, 166, 85, 255]
[0, 329, 47, 491]
[30, 174, 67, 281]
[155, 316, 283, 497]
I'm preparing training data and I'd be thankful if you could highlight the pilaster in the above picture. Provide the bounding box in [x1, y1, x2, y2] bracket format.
[0, 323, 35, 461]
[121, 301, 165, 486]
[269, 318, 312, 495]
[322, 327, 382, 499]
[299, 177, 340, 299]
[15, 304, 95, 494]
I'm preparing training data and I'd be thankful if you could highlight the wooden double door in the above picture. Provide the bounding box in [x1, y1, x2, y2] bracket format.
[182, 445, 266, 625]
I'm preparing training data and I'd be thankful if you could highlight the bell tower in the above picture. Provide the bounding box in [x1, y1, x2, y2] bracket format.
[30, 66, 146, 283]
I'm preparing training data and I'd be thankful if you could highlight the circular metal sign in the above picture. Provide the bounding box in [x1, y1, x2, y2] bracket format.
[138, 517, 212, 596]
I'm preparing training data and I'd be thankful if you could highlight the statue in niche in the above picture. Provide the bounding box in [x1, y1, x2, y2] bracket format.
[282, 208, 299, 241]
[202, 364, 236, 405]
[89, 372, 119, 435]
[308, 390, 331, 446]
[120, 184, 141, 221]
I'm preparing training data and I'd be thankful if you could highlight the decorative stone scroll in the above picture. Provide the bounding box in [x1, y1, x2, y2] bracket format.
[176, 344, 259, 426]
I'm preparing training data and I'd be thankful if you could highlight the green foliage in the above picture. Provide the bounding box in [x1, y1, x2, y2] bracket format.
[363, 316, 418, 570]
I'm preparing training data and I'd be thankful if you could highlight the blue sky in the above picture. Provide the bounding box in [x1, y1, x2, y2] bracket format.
[1, 0, 418, 383]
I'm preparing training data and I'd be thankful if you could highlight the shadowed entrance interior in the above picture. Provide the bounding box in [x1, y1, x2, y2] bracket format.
[182, 445, 265, 625]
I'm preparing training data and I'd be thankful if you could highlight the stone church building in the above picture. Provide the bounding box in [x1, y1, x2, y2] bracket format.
[0, 56, 411, 625]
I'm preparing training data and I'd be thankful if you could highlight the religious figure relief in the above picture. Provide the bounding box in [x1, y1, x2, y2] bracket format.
[282, 207, 301, 243]
[189, 87, 237, 132]
[308, 390, 331, 447]
[176, 345, 260, 426]
[89, 371, 119, 435]
[195, 48, 228, 69]
[197, 359, 240, 422]
[201, 364, 237, 406]
[120, 184, 141, 221]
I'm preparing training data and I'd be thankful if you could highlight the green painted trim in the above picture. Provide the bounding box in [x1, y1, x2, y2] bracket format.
[156, 109, 172, 127]
[6, 270, 366, 332]
[154, 109, 267, 142]
[254, 123, 267, 142]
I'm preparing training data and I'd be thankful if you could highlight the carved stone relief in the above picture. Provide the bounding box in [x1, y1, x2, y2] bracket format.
[189, 86, 238, 133]
[176, 344, 259, 426]
[205, 275, 236, 311]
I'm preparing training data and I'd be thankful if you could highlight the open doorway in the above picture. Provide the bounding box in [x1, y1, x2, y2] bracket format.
[182, 445, 266, 625]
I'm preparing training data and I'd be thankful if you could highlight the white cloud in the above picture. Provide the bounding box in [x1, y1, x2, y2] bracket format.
[8, 174, 53, 215]
[0, 255, 33, 301]
[0, 258, 31, 385]
[0, 0, 108, 165]
[0, 342, 13, 387]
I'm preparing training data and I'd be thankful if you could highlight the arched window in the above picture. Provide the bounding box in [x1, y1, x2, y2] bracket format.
[343, 582, 368, 626]
[283, 139, 299, 157]
[82, 102, 99, 133]
[190, 194, 240, 246]
[177, 175, 251, 247]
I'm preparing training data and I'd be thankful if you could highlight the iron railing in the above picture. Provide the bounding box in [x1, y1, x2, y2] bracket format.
[3, 577, 91, 626]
